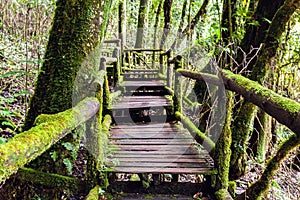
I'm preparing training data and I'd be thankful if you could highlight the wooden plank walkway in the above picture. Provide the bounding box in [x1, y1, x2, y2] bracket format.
[107, 68, 214, 176]
[106, 122, 214, 174]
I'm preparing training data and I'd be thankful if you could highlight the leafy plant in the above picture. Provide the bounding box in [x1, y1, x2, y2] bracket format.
[0, 137, 7, 145]
[63, 158, 73, 175]
[50, 151, 57, 161]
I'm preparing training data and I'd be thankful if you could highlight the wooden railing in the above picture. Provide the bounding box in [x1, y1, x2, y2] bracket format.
[0, 39, 120, 198]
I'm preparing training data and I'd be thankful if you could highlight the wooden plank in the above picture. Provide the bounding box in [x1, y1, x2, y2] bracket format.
[111, 149, 204, 155]
[110, 139, 194, 145]
[108, 144, 195, 151]
[121, 81, 164, 87]
[106, 157, 210, 164]
[110, 134, 190, 139]
[107, 162, 211, 168]
[108, 167, 213, 174]
[111, 154, 209, 159]
[110, 130, 186, 134]
[124, 48, 162, 52]
[112, 123, 178, 129]
[112, 101, 171, 109]
[121, 96, 170, 100]
[125, 69, 159, 73]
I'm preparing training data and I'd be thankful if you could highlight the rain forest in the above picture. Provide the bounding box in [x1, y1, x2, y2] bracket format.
[1, 0, 300, 199]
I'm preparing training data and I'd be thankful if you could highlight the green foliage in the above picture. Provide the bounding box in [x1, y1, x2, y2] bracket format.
[63, 158, 73, 175]
[49, 151, 57, 161]
[0, 137, 7, 145]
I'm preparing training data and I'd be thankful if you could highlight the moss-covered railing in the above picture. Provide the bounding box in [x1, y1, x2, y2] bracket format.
[0, 61, 114, 198]
[177, 68, 300, 199]
[0, 97, 99, 184]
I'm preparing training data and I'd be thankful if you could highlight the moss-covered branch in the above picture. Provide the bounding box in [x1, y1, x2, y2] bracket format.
[236, 135, 300, 200]
[178, 69, 300, 136]
[175, 111, 215, 154]
[0, 97, 99, 184]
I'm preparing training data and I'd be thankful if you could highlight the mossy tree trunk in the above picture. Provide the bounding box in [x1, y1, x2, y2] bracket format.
[135, 0, 148, 48]
[23, 0, 112, 183]
[237, 135, 300, 200]
[160, 0, 173, 49]
[230, 0, 299, 180]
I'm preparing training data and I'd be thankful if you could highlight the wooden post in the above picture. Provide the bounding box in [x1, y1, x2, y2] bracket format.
[173, 55, 183, 113]
[166, 50, 173, 88]
[112, 48, 120, 85]
[100, 57, 110, 115]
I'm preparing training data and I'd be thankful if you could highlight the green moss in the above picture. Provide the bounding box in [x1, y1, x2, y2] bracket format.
[0, 97, 99, 183]
[18, 167, 85, 191]
[215, 189, 233, 200]
[175, 111, 215, 152]
[215, 92, 233, 191]
[228, 181, 236, 198]
[224, 70, 300, 115]
[85, 185, 100, 200]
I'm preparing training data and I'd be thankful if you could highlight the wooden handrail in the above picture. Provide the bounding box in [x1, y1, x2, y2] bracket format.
[0, 97, 100, 184]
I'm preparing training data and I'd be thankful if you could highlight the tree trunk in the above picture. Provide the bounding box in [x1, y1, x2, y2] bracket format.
[237, 135, 300, 200]
[23, 0, 111, 188]
[135, 0, 148, 48]
[119, 0, 127, 49]
[153, 0, 162, 49]
[237, 0, 285, 72]
[160, 0, 173, 49]
[230, 0, 299, 180]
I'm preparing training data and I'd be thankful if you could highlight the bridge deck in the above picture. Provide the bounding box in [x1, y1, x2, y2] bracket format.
[106, 68, 214, 176]
[106, 122, 214, 174]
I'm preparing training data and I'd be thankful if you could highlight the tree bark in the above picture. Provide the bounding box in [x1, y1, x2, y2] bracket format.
[160, 0, 173, 49]
[135, 0, 148, 48]
[230, 0, 300, 179]
[23, 0, 111, 180]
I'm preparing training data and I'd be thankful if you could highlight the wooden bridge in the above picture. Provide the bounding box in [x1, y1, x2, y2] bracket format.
[0, 39, 216, 199]
[101, 41, 215, 194]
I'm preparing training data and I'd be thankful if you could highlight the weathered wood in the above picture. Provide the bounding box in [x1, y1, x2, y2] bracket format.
[178, 69, 300, 136]
[124, 48, 163, 52]
[106, 122, 214, 175]
[106, 157, 211, 164]
[107, 167, 214, 174]
[110, 138, 194, 145]
[0, 97, 99, 184]
[121, 80, 164, 87]
[175, 111, 215, 153]
[103, 39, 121, 44]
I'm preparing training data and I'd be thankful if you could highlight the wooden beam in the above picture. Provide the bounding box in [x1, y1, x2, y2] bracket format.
[178, 69, 300, 136]
[0, 97, 99, 184]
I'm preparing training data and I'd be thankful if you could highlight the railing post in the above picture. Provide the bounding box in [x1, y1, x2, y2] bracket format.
[100, 57, 110, 116]
[167, 50, 173, 88]
[173, 55, 183, 113]
[112, 47, 120, 86]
